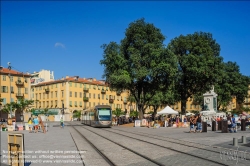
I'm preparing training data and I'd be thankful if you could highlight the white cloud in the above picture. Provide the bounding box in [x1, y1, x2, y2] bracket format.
[54, 42, 65, 48]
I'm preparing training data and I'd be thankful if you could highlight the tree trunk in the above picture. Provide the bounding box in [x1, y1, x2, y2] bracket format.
[181, 100, 187, 115]
[138, 103, 144, 119]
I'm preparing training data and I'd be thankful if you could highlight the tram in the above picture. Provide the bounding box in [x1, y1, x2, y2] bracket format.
[82, 105, 112, 127]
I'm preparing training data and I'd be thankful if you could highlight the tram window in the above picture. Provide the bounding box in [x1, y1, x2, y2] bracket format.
[98, 108, 111, 121]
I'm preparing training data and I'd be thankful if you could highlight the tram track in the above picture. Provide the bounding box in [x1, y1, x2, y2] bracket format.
[108, 127, 250, 158]
[71, 125, 116, 166]
[79, 125, 231, 166]
[71, 124, 162, 166]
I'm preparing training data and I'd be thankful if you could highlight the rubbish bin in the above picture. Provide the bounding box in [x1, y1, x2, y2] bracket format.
[221, 121, 228, 133]
[202, 122, 207, 132]
[241, 119, 246, 131]
[212, 121, 216, 131]
[218, 121, 222, 130]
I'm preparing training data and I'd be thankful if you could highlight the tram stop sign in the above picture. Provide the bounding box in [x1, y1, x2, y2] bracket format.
[7, 133, 25, 166]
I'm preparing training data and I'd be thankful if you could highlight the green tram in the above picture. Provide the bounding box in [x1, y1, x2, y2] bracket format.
[82, 105, 112, 127]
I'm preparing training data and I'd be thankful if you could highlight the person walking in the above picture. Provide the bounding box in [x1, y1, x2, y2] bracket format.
[196, 114, 202, 133]
[33, 116, 39, 133]
[28, 117, 33, 133]
[60, 117, 64, 128]
[231, 115, 237, 133]
[38, 116, 46, 133]
[189, 115, 196, 133]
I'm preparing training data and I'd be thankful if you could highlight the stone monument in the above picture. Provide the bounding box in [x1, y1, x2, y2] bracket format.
[202, 86, 217, 113]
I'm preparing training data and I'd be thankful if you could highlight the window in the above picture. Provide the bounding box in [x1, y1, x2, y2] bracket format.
[80, 84, 82, 88]
[69, 82, 72, 87]
[89, 102, 91, 107]
[51, 84, 53, 89]
[55, 91, 57, 97]
[61, 90, 64, 97]
[98, 94, 100, 99]
[106, 95, 108, 100]
[55, 84, 58, 88]
[47, 93, 49, 99]
[84, 93, 87, 98]
[17, 88, 21, 94]
[89, 84, 91, 89]
[35, 94, 38, 100]
[25, 78, 28, 83]
[25, 88, 28, 94]
[10, 76, 13, 82]
[70, 91, 72, 97]
[62, 82, 64, 86]
[10, 86, 14, 93]
[80, 92, 82, 98]
[69, 101, 72, 106]
[75, 101, 77, 106]
[2, 75, 6, 81]
[75, 92, 77, 97]
[55, 100, 58, 107]
[51, 92, 53, 98]
[79, 101, 82, 107]
[39, 93, 41, 99]
[43, 93, 45, 99]
[93, 93, 95, 99]
[47, 101, 49, 107]
[93, 102, 95, 106]
[102, 94, 104, 99]
[51, 101, 53, 107]
[1, 86, 8, 93]
[43, 101, 45, 107]
[75, 83, 77, 87]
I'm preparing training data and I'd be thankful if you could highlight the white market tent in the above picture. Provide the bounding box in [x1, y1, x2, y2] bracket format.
[157, 106, 179, 115]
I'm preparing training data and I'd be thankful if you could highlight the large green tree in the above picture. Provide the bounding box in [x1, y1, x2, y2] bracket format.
[168, 32, 223, 114]
[215, 61, 250, 110]
[100, 18, 178, 119]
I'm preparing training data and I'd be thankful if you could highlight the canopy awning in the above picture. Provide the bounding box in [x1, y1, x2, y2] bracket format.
[157, 106, 179, 115]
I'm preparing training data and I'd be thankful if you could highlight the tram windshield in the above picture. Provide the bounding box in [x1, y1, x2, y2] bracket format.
[98, 108, 111, 121]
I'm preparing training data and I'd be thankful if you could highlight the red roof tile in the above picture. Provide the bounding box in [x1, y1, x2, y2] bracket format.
[0, 67, 30, 77]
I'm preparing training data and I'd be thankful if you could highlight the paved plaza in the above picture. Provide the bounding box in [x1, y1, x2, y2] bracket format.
[0, 122, 250, 166]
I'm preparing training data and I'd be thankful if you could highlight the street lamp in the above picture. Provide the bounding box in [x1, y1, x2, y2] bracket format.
[8, 62, 12, 118]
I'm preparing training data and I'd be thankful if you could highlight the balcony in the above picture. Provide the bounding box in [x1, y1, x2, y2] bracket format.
[75, 105, 78, 107]
[101, 89, 106, 94]
[45, 88, 50, 93]
[116, 91, 122, 96]
[109, 99, 114, 103]
[15, 80, 24, 86]
[123, 100, 127, 104]
[83, 88, 89, 92]
[83, 97, 89, 102]
[11, 90, 14, 94]
[16, 93, 24, 97]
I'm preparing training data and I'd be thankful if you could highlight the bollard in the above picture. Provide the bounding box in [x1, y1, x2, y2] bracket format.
[242, 136, 246, 144]
[212, 121, 216, 131]
[202, 122, 207, 132]
[221, 121, 228, 133]
[241, 119, 246, 131]
[233, 138, 238, 147]
[218, 121, 222, 130]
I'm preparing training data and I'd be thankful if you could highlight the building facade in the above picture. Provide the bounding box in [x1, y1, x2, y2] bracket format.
[31, 76, 137, 114]
[30, 69, 54, 85]
[0, 67, 31, 106]
[243, 85, 250, 108]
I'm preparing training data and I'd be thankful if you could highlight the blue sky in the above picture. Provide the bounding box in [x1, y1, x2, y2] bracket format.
[1, 1, 250, 80]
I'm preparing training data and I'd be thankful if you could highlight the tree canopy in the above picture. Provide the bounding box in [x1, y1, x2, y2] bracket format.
[168, 32, 223, 114]
[100, 18, 178, 119]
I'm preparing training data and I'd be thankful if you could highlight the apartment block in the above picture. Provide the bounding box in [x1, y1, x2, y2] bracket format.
[31, 76, 137, 114]
[0, 67, 31, 105]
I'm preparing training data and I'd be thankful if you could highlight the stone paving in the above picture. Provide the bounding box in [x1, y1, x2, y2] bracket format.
[1, 121, 250, 166]
[0, 122, 84, 166]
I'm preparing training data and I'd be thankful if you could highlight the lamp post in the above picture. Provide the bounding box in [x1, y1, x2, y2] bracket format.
[8, 62, 12, 118]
